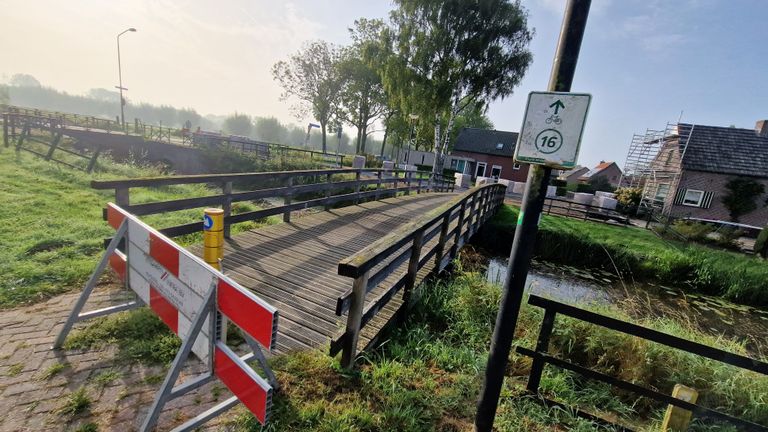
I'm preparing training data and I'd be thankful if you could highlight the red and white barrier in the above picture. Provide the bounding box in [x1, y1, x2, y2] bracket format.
[58, 203, 280, 430]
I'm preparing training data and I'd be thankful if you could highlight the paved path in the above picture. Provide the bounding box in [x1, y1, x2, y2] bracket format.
[0, 283, 242, 431]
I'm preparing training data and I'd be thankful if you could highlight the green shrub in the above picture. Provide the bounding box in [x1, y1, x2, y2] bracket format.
[755, 225, 768, 258]
[575, 183, 592, 193]
[551, 178, 567, 188]
[671, 220, 714, 242]
[555, 186, 567, 196]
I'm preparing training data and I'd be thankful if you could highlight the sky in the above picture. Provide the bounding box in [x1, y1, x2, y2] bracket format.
[1, 0, 767, 169]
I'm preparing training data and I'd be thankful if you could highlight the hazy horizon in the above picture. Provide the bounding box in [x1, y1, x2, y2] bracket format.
[3, 0, 767, 169]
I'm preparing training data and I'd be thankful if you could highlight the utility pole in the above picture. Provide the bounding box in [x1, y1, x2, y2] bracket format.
[474, 1, 592, 431]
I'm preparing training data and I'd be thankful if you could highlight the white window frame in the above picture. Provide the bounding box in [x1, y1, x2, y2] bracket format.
[682, 189, 705, 207]
[490, 165, 502, 178]
[475, 162, 487, 177]
[513, 163, 521, 170]
[495, 142, 504, 150]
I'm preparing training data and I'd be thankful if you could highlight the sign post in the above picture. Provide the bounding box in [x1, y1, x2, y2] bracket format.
[474, 1, 592, 430]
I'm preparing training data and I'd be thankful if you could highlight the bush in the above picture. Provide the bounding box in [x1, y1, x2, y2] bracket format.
[671, 220, 714, 242]
[714, 227, 744, 250]
[755, 225, 768, 258]
[615, 187, 642, 214]
[556, 186, 567, 197]
[551, 178, 567, 188]
[575, 183, 592, 193]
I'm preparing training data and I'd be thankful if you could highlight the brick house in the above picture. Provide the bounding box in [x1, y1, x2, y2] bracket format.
[643, 121, 768, 227]
[579, 161, 623, 188]
[449, 127, 530, 182]
[558, 165, 589, 185]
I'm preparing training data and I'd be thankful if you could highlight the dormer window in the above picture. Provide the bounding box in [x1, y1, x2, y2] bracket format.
[495, 143, 504, 150]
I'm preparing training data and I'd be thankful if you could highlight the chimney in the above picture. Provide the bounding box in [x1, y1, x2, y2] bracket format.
[756, 120, 768, 137]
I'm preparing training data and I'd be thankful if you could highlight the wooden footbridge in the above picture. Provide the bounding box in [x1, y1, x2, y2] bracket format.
[93, 168, 506, 366]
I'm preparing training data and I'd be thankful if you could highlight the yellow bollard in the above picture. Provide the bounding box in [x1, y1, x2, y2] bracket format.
[203, 208, 224, 270]
[661, 384, 699, 431]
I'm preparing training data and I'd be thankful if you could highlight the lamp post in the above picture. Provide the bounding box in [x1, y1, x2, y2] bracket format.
[116, 27, 137, 130]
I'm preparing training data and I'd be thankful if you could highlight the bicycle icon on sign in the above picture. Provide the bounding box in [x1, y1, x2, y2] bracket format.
[545, 115, 562, 125]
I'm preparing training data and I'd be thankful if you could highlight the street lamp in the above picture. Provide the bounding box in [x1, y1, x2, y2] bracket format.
[116, 27, 137, 130]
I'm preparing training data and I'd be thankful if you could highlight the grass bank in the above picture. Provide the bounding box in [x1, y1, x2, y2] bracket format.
[0, 148, 270, 308]
[479, 205, 768, 307]
[220, 267, 765, 431]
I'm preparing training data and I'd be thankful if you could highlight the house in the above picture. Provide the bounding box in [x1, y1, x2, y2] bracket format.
[449, 127, 530, 182]
[579, 161, 623, 188]
[558, 165, 589, 185]
[640, 121, 768, 227]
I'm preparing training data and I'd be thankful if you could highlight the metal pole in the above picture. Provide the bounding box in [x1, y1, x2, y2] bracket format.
[117, 34, 124, 129]
[474, 1, 591, 430]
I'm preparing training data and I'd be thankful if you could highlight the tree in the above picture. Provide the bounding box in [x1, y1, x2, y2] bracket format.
[272, 41, 345, 153]
[222, 113, 253, 137]
[9, 73, 41, 87]
[722, 177, 766, 222]
[339, 19, 389, 155]
[253, 117, 287, 143]
[382, 0, 532, 176]
[0, 86, 8, 105]
[448, 100, 494, 147]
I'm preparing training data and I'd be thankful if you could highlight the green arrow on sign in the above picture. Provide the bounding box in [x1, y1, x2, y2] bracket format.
[549, 99, 565, 114]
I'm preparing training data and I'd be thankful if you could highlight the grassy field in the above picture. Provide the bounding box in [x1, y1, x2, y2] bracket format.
[482, 205, 768, 307]
[0, 147, 267, 308]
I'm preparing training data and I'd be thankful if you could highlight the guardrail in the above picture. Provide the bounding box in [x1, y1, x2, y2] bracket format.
[519, 294, 768, 431]
[92, 168, 456, 239]
[331, 183, 507, 368]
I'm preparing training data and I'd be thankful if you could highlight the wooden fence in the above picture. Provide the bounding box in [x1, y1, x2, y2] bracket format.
[92, 168, 457, 240]
[331, 183, 507, 367]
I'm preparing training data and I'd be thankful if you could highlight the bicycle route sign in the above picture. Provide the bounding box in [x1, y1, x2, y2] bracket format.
[514, 91, 591, 169]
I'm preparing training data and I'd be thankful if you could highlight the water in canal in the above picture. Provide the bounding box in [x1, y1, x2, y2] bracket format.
[485, 256, 768, 357]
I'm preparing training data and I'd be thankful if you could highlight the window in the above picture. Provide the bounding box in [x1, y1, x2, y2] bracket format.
[513, 163, 521, 170]
[654, 183, 670, 202]
[456, 160, 467, 174]
[475, 162, 487, 178]
[491, 165, 502, 178]
[495, 142, 504, 150]
[682, 189, 705, 207]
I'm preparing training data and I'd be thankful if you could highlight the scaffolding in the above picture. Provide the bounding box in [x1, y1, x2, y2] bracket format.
[619, 122, 694, 215]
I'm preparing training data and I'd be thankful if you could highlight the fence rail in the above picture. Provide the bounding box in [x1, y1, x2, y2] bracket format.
[543, 196, 629, 225]
[331, 183, 507, 367]
[520, 294, 768, 431]
[93, 168, 456, 239]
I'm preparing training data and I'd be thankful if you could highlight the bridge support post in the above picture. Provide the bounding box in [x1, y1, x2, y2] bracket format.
[284, 177, 293, 223]
[452, 202, 467, 256]
[341, 270, 370, 369]
[222, 181, 233, 238]
[324, 173, 332, 210]
[404, 171, 411, 196]
[115, 187, 130, 208]
[402, 229, 424, 309]
[354, 171, 361, 205]
[45, 133, 62, 161]
[434, 214, 450, 271]
[375, 171, 382, 200]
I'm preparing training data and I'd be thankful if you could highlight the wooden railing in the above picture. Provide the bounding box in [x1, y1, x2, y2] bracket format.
[92, 168, 456, 239]
[331, 183, 507, 368]
[520, 295, 768, 431]
[543, 197, 629, 225]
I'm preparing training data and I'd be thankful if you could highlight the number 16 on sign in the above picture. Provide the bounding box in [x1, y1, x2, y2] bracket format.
[514, 91, 591, 169]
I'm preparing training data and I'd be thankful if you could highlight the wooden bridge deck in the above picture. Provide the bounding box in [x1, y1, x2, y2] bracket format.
[190, 192, 457, 354]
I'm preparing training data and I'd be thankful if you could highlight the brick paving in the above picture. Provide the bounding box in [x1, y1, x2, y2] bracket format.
[0, 283, 246, 432]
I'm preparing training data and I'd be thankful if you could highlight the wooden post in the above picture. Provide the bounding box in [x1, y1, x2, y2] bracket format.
[404, 171, 411, 196]
[468, 192, 479, 237]
[283, 176, 293, 223]
[341, 270, 370, 369]
[45, 133, 62, 160]
[115, 187, 130, 207]
[3, 113, 9, 147]
[452, 202, 467, 257]
[16, 123, 29, 150]
[393, 172, 399, 198]
[86, 145, 102, 173]
[354, 171, 362, 205]
[402, 230, 424, 308]
[324, 173, 333, 210]
[434, 214, 451, 270]
[375, 171, 382, 201]
[417, 176, 423, 194]
[222, 181, 233, 238]
[661, 385, 699, 431]
[526, 309, 557, 393]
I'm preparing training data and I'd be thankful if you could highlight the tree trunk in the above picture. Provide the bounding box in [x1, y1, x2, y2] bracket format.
[432, 112, 441, 176]
[321, 123, 327, 153]
[380, 126, 389, 157]
[360, 124, 368, 154]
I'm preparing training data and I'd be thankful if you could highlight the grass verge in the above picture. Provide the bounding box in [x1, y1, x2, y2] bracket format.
[226, 267, 766, 431]
[480, 205, 768, 307]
